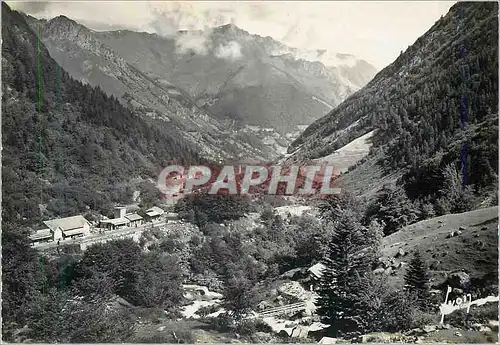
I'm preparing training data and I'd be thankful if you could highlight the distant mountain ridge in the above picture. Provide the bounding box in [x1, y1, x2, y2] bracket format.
[93, 23, 377, 132]
[25, 15, 290, 161]
[24, 14, 377, 161]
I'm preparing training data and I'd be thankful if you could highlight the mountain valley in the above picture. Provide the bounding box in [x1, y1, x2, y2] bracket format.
[2, 1, 498, 344]
[25, 14, 377, 163]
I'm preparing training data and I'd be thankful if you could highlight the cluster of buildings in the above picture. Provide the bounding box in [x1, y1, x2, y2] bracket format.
[29, 205, 179, 246]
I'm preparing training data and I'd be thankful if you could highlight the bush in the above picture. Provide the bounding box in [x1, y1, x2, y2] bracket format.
[446, 303, 499, 327]
[132, 307, 165, 323]
[375, 290, 416, 332]
[175, 193, 255, 228]
[260, 207, 275, 223]
[60, 243, 82, 255]
[235, 319, 257, 336]
[409, 310, 439, 329]
[254, 319, 274, 333]
[197, 304, 220, 317]
[208, 313, 235, 333]
[174, 330, 196, 343]
[234, 319, 274, 338]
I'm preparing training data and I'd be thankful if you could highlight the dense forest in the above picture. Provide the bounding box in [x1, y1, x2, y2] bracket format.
[2, 2, 203, 227]
[290, 2, 498, 203]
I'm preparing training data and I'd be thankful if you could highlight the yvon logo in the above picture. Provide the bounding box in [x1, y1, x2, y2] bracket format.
[439, 286, 499, 324]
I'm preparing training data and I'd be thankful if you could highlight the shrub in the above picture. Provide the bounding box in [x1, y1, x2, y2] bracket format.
[174, 330, 196, 343]
[446, 303, 499, 327]
[254, 319, 274, 333]
[375, 290, 416, 332]
[197, 304, 220, 317]
[235, 319, 257, 336]
[409, 310, 439, 329]
[208, 313, 235, 333]
[133, 307, 165, 323]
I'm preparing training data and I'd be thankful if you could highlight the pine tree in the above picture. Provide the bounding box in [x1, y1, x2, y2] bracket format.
[438, 164, 475, 213]
[364, 220, 384, 266]
[316, 209, 372, 337]
[222, 263, 258, 322]
[404, 251, 431, 310]
[365, 183, 418, 235]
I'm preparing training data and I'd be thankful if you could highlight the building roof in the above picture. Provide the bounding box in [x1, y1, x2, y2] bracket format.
[145, 206, 164, 217]
[100, 218, 130, 226]
[165, 212, 179, 218]
[280, 267, 306, 279]
[63, 228, 86, 236]
[125, 213, 143, 221]
[29, 229, 52, 241]
[308, 262, 326, 279]
[44, 215, 89, 232]
[319, 337, 338, 344]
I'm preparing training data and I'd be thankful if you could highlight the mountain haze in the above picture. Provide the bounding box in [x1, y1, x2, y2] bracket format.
[26, 15, 375, 161]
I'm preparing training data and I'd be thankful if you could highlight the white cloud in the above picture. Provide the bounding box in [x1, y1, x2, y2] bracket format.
[214, 41, 243, 61]
[176, 31, 212, 55]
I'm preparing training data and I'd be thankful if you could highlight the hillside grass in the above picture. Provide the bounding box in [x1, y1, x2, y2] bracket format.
[380, 206, 498, 288]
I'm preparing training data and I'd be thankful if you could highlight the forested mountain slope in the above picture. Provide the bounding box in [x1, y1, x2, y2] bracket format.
[2, 3, 202, 226]
[288, 2, 498, 206]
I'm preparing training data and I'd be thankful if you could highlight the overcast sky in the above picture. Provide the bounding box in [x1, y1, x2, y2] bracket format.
[9, 1, 455, 69]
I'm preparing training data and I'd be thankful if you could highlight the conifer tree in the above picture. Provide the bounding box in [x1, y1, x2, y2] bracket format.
[365, 183, 418, 235]
[316, 209, 372, 337]
[404, 251, 431, 310]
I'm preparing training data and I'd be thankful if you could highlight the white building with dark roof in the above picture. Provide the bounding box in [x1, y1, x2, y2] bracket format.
[29, 228, 53, 244]
[99, 217, 130, 230]
[44, 215, 91, 239]
[125, 213, 143, 227]
[30, 215, 91, 244]
[99, 206, 137, 230]
[145, 206, 164, 221]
